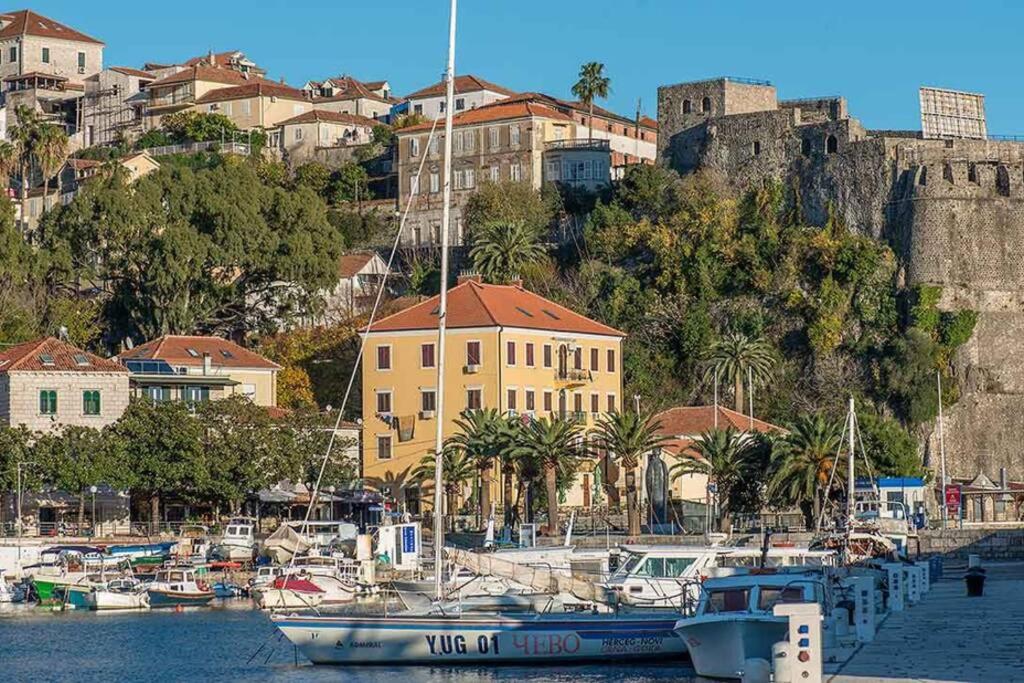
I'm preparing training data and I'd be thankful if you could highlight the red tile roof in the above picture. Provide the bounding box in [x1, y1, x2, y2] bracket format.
[310, 75, 389, 103]
[365, 280, 623, 337]
[109, 66, 155, 79]
[639, 116, 658, 129]
[195, 80, 308, 104]
[654, 406, 784, 438]
[339, 252, 377, 278]
[404, 74, 515, 100]
[0, 10, 103, 45]
[120, 335, 281, 370]
[0, 337, 126, 373]
[503, 92, 658, 131]
[145, 65, 256, 89]
[397, 101, 573, 133]
[183, 51, 246, 68]
[279, 109, 378, 128]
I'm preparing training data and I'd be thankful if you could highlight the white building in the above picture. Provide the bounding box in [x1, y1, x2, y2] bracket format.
[404, 74, 514, 120]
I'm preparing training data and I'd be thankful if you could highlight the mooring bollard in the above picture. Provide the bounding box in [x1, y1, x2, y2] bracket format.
[883, 563, 905, 612]
[852, 575, 877, 642]
[904, 566, 921, 605]
[773, 602, 822, 683]
[915, 560, 931, 593]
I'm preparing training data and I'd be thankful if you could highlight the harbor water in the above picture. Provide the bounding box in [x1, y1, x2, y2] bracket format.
[0, 601, 695, 682]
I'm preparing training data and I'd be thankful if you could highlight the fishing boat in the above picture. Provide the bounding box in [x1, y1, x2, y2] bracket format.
[209, 517, 256, 563]
[176, 525, 212, 561]
[213, 581, 246, 598]
[146, 567, 215, 608]
[0, 573, 26, 603]
[29, 550, 130, 602]
[284, 555, 361, 605]
[86, 578, 150, 611]
[253, 575, 324, 610]
[273, 611, 687, 664]
[105, 541, 178, 562]
[249, 565, 283, 591]
[672, 570, 832, 679]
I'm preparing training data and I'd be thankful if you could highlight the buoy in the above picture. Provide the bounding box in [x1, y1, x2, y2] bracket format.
[175, 604, 184, 613]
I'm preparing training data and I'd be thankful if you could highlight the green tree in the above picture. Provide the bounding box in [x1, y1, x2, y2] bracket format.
[161, 110, 240, 143]
[469, 220, 547, 284]
[9, 105, 43, 225]
[703, 332, 777, 413]
[571, 62, 611, 142]
[770, 414, 844, 528]
[463, 180, 555, 236]
[294, 161, 332, 197]
[591, 410, 669, 536]
[517, 416, 584, 535]
[0, 140, 19, 190]
[411, 447, 475, 528]
[329, 163, 371, 204]
[670, 428, 754, 533]
[37, 425, 121, 531]
[278, 408, 357, 490]
[446, 408, 510, 524]
[34, 124, 69, 215]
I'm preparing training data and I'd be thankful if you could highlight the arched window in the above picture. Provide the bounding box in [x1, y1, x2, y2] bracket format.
[701, 96, 711, 114]
[826, 135, 838, 154]
[801, 138, 812, 156]
[682, 99, 692, 114]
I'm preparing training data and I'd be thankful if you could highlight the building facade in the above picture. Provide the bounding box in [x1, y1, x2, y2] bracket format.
[82, 66, 154, 146]
[403, 74, 513, 120]
[304, 75, 393, 121]
[194, 80, 313, 130]
[118, 335, 281, 408]
[0, 337, 129, 431]
[360, 277, 624, 510]
[273, 109, 378, 163]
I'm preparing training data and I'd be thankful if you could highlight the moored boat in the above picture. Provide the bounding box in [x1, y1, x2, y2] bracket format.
[253, 576, 324, 610]
[146, 567, 215, 608]
[209, 518, 256, 563]
[86, 579, 150, 611]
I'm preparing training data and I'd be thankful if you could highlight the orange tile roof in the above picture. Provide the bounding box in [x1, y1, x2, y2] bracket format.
[365, 280, 624, 337]
[397, 101, 573, 133]
[503, 92, 658, 131]
[145, 65, 256, 89]
[120, 335, 281, 370]
[0, 337, 126, 373]
[654, 405, 784, 438]
[339, 252, 377, 278]
[195, 80, 308, 104]
[109, 66, 155, 79]
[183, 51, 246, 68]
[0, 10, 103, 45]
[279, 109, 378, 128]
[639, 115, 658, 129]
[404, 74, 515, 100]
[310, 75, 389, 103]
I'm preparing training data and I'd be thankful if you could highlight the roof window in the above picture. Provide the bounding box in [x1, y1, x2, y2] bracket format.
[541, 309, 561, 320]
[516, 306, 534, 318]
[220, 349, 234, 359]
[73, 354, 90, 366]
[186, 348, 200, 358]
[39, 354, 55, 366]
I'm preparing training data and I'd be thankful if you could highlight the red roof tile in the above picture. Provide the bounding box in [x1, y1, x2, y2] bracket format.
[654, 406, 784, 437]
[339, 252, 377, 278]
[0, 337, 126, 373]
[365, 280, 623, 337]
[195, 80, 308, 104]
[120, 335, 281, 370]
[404, 74, 515, 100]
[397, 101, 573, 133]
[279, 109, 378, 128]
[0, 10, 103, 45]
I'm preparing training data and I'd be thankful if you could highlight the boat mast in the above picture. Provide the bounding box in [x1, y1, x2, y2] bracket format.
[846, 396, 856, 524]
[432, 0, 458, 602]
[936, 371, 947, 529]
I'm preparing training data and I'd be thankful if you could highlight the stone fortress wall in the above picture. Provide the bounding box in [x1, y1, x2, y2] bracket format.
[657, 77, 1024, 482]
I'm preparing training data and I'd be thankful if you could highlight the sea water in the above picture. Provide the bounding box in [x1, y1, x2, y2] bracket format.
[0, 601, 695, 682]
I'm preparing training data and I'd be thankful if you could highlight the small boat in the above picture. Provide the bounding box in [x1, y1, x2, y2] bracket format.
[253, 575, 324, 610]
[86, 579, 150, 611]
[106, 541, 178, 562]
[0, 571, 26, 604]
[146, 567, 215, 608]
[176, 525, 212, 562]
[213, 581, 246, 598]
[210, 518, 256, 563]
[274, 610, 688, 664]
[285, 555, 362, 605]
[673, 570, 831, 679]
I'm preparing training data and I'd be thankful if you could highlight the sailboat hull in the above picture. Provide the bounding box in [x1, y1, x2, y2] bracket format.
[273, 613, 687, 665]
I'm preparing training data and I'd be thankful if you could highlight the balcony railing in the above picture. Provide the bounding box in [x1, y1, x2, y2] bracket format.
[550, 410, 588, 424]
[555, 368, 592, 384]
[545, 139, 611, 152]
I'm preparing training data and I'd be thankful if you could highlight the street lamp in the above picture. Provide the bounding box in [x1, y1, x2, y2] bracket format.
[15, 461, 38, 561]
[90, 485, 98, 537]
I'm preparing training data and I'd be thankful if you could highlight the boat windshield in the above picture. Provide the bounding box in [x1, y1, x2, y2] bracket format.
[633, 556, 696, 578]
[706, 588, 750, 613]
[611, 553, 644, 578]
[756, 586, 805, 611]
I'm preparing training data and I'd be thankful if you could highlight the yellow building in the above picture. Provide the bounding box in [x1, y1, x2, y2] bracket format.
[361, 276, 624, 511]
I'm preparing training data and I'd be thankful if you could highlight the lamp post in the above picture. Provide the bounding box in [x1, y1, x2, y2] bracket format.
[15, 461, 38, 562]
[90, 485, 98, 537]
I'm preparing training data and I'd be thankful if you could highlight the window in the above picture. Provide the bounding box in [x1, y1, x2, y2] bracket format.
[591, 393, 600, 414]
[489, 127, 499, 149]
[413, 104, 423, 115]
[78, 51, 86, 69]
[543, 344, 552, 368]
[510, 125, 520, 147]
[573, 347, 583, 370]
[377, 435, 393, 460]
[465, 168, 475, 189]
[826, 134, 838, 154]
[439, 100, 446, 112]
[41, 47, 49, 64]
[184, 386, 210, 405]
[574, 393, 583, 413]
[701, 96, 711, 114]
[9, 46, 16, 63]
[489, 165, 500, 182]
[758, 587, 805, 610]
[466, 388, 482, 410]
[144, 386, 170, 402]
[510, 163, 522, 182]
[507, 388, 518, 411]
[421, 389, 437, 413]
[241, 99, 251, 116]
[506, 340, 517, 366]
[607, 393, 617, 412]
[39, 390, 57, 415]
[83, 390, 101, 416]
[708, 588, 750, 613]
[682, 99, 692, 114]
[607, 349, 616, 373]
[454, 131, 463, 153]
[410, 175, 420, 195]
[543, 390, 553, 412]
[525, 343, 535, 367]
[455, 97, 465, 110]
[430, 172, 440, 193]
[466, 340, 481, 366]
[801, 138, 812, 156]
[421, 343, 436, 368]
[590, 348, 599, 372]
[429, 136, 439, 155]
[295, 128, 304, 141]
[752, 141, 761, 156]
[453, 169, 464, 190]
[525, 389, 535, 412]
[376, 390, 392, 414]
[546, 159, 560, 181]
[410, 137, 420, 157]
[376, 345, 392, 370]
[463, 130, 475, 151]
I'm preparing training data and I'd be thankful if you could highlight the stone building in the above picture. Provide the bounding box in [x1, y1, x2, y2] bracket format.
[303, 75, 394, 122]
[272, 109, 378, 164]
[0, 337, 129, 432]
[656, 75, 1024, 494]
[403, 74, 514, 120]
[81, 66, 155, 147]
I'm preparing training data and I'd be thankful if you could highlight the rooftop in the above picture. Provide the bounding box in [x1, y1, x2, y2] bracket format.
[109, 66, 155, 80]
[308, 75, 390, 103]
[364, 279, 624, 337]
[654, 405, 784, 437]
[278, 109, 379, 128]
[145, 65, 265, 90]
[339, 252, 380, 278]
[404, 74, 515, 100]
[397, 100, 573, 133]
[0, 337, 126, 373]
[195, 80, 308, 104]
[0, 9, 103, 45]
[505, 92, 658, 130]
[119, 335, 281, 370]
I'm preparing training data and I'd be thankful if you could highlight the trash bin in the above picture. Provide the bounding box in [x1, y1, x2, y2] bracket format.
[965, 567, 986, 597]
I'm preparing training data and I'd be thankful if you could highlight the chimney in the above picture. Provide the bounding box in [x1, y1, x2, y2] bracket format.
[209, 49, 216, 66]
[202, 352, 212, 375]
[1000, 467, 1008, 490]
[280, 76, 286, 85]
[457, 271, 482, 285]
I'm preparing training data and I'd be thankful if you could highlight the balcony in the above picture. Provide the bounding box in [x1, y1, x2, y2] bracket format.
[554, 368, 591, 389]
[545, 139, 611, 152]
[550, 410, 588, 424]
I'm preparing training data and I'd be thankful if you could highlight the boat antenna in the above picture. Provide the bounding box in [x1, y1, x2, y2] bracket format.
[433, 0, 458, 603]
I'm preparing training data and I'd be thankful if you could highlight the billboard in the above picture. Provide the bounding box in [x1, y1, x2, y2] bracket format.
[920, 87, 987, 140]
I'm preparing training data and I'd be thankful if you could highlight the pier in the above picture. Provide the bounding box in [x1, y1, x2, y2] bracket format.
[828, 561, 1024, 683]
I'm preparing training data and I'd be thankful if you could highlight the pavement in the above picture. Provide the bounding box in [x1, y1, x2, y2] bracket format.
[827, 561, 1024, 683]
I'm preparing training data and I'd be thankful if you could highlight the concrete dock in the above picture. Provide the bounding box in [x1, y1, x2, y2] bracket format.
[828, 561, 1024, 683]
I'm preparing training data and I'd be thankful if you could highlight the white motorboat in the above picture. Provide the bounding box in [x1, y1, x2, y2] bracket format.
[673, 570, 832, 679]
[146, 567, 215, 608]
[249, 565, 283, 591]
[253, 575, 324, 610]
[273, 610, 687, 664]
[285, 555, 360, 605]
[210, 517, 256, 562]
[0, 573, 26, 603]
[86, 578, 150, 611]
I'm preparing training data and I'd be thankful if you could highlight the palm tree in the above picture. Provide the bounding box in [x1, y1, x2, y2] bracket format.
[0, 140, 18, 191]
[446, 408, 508, 524]
[469, 220, 546, 284]
[411, 447, 476, 530]
[591, 410, 669, 536]
[517, 416, 584, 535]
[571, 62, 611, 142]
[34, 124, 69, 212]
[670, 428, 753, 534]
[9, 105, 43, 225]
[770, 413, 844, 529]
[703, 332, 777, 413]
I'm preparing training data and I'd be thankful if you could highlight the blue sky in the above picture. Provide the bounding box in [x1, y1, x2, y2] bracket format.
[29, 0, 1024, 133]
